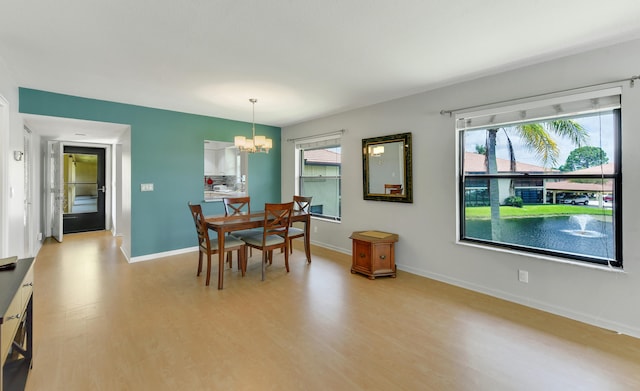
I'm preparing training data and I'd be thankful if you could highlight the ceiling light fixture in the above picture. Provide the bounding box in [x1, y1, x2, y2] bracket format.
[234, 98, 272, 153]
[369, 145, 385, 157]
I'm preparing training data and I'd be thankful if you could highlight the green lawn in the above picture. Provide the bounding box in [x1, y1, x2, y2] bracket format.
[465, 204, 612, 219]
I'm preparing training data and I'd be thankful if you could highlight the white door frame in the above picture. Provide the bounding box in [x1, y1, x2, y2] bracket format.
[46, 140, 112, 240]
[0, 95, 9, 257]
[23, 126, 33, 255]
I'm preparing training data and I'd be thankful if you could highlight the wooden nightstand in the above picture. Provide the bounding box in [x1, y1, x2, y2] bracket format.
[350, 231, 398, 279]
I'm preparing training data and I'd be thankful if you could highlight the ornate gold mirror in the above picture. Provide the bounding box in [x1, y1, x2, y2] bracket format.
[362, 132, 413, 203]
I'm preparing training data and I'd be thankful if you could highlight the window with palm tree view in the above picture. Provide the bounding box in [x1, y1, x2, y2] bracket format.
[458, 89, 621, 267]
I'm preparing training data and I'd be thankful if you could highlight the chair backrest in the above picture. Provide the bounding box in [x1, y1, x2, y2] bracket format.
[384, 184, 402, 194]
[188, 202, 210, 250]
[293, 195, 312, 213]
[263, 202, 294, 242]
[223, 197, 251, 216]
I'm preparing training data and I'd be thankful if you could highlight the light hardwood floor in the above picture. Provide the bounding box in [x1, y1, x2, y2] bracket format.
[25, 231, 640, 390]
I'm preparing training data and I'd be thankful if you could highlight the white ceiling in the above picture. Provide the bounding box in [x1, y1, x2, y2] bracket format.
[3, 0, 640, 138]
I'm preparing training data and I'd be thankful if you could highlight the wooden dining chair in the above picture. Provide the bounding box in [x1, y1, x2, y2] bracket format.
[384, 184, 403, 194]
[188, 202, 246, 289]
[241, 202, 294, 280]
[223, 196, 261, 255]
[287, 195, 312, 263]
[223, 196, 251, 216]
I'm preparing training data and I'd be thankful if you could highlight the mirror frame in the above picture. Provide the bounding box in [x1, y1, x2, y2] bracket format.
[362, 132, 413, 203]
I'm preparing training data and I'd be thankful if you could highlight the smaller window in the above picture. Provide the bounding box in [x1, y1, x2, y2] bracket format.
[297, 138, 341, 221]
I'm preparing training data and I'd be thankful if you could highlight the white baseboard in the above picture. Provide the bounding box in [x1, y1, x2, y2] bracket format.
[397, 263, 640, 340]
[128, 246, 197, 263]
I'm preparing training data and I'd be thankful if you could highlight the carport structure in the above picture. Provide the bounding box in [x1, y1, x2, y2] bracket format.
[544, 163, 614, 205]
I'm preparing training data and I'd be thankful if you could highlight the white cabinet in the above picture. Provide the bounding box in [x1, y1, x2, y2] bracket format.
[205, 146, 237, 175]
[204, 149, 216, 175]
[224, 148, 237, 176]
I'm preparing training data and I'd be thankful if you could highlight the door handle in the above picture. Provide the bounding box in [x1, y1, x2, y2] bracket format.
[99, 186, 106, 193]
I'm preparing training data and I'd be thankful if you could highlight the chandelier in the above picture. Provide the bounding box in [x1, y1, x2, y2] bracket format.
[234, 98, 272, 153]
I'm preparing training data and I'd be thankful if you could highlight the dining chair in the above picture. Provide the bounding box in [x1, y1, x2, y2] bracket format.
[188, 202, 246, 289]
[223, 196, 261, 255]
[287, 195, 312, 263]
[384, 184, 403, 194]
[241, 202, 294, 280]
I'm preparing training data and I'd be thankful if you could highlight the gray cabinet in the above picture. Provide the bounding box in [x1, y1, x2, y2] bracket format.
[1, 257, 34, 391]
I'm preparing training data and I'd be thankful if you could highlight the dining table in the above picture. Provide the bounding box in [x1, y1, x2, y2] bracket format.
[205, 210, 311, 288]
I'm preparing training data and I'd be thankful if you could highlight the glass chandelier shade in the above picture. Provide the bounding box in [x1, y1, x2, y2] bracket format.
[234, 98, 272, 153]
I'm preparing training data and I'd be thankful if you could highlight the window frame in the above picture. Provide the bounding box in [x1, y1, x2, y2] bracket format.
[296, 139, 342, 222]
[456, 90, 622, 268]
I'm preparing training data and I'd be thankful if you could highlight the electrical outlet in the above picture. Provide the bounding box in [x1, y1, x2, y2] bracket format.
[518, 270, 529, 283]
[140, 183, 154, 192]
[314, 226, 318, 233]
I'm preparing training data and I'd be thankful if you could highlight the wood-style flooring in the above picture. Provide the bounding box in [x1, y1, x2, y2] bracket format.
[25, 231, 640, 390]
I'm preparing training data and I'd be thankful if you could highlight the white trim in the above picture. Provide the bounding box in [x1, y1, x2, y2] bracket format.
[129, 246, 197, 263]
[0, 94, 9, 257]
[456, 240, 624, 272]
[397, 262, 639, 339]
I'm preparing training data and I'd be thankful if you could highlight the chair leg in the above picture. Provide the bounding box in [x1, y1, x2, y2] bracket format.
[261, 248, 266, 281]
[226, 252, 233, 268]
[290, 238, 293, 254]
[237, 249, 244, 275]
[217, 252, 224, 290]
[197, 251, 203, 276]
[205, 253, 212, 286]
[284, 244, 290, 272]
[244, 246, 249, 274]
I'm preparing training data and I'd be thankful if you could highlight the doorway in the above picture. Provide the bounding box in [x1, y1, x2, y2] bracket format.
[63, 146, 106, 234]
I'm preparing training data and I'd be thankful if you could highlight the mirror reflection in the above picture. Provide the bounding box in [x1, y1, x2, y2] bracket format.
[362, 133, 412, 203]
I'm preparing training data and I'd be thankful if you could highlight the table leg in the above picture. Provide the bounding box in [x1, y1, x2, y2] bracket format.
[305, 215, 312, 263]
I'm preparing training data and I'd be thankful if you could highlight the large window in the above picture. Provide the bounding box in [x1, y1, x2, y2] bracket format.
[297, 137, 341, 221]
[458, 88, 622, 267]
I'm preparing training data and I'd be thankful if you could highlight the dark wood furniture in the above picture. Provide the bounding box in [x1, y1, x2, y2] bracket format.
[1, 257, 34, 391]
[222, 196, 251, 216]
[241, 202, 294, 281]
[206, 209, 311, 286]
[188, 203, 246, 288]
[350, 231, 398, 279]
[384, 184, 403, 194]
[222, 196, 260, 257]
[288, 196, 312, 263]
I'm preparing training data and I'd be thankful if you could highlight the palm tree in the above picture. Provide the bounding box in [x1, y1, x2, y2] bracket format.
[485, 120, 588, 241]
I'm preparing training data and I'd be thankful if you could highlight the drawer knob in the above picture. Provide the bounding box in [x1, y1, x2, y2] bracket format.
[6, 313, 21, 321]
[359, 253, 366, 258]
[379, 255, 386, 260]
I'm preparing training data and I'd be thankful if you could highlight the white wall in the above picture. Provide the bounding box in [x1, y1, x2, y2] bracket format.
[0, 55, 28, 258]
[282, 39, 640, 338]
[118, 127, 132, 260]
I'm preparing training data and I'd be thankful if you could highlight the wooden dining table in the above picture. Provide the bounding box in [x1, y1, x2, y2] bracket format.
[205, 210, 311, 288]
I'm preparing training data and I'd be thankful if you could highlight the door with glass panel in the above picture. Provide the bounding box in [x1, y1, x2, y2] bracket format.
[62, 146, 106, 234]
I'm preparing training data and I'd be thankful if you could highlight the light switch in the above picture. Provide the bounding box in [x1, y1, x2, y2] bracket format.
[140, 183, 154, 192]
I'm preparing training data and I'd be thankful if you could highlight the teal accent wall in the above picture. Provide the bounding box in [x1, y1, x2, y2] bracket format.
[19, 88, 281, 257]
